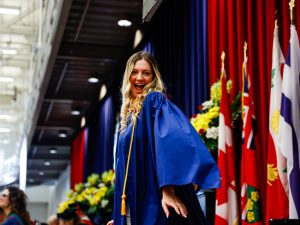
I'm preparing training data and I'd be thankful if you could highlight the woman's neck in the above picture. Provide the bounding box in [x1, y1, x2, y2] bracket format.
[3, 208, 11, 217]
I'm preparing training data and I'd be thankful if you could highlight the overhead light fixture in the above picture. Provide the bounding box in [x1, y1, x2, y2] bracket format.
[0, 6, 20, 15]
[88, 77, 99, 83]
[0, 128, 10, 133]
[133, 29, 143, 48]
[39, 171, 44, 176]
[99, 85, 107, 100]
[0, 115, 11, 119]
[71, 108, 81, 115]
[0, 77, 14, 83]
[1, 48, 18, 55]
[1, 139, 9, 144]
[58, 131, 67, 138]
[81, 117, 86, 128]
[44, 161, 51, 166]
[49, 148, 58, 154]
[118, 19, 132, 27]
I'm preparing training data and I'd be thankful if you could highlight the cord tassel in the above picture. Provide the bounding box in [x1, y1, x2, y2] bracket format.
[121, 194, 126, 216]
[121, 118, 136, 216]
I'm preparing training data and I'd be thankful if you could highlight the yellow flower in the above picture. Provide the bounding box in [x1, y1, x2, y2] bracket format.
[271, 109, 280, 134]
[57, 201, 69, 214]
[247, 211, 255, 222]
[74, 183, 84, 193]
[210, 81, 221, 102]
[102, 170, 115, 184]
[87, 173, 100, 186]
[226, 79, 232, 94]
[251, 191, 259, 202]
[75, 193, 85, 202]
[267, 164, 278, 186]
[247, 199, 254, 211]
[85, 187, 96, 195]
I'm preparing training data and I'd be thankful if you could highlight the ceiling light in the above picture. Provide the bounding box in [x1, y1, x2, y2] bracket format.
[99, 85, 107, 100]
[58, 131, 67, 138]
[0, 128, 10, 133]
[81, 117, 86, 128]
[0, 115, 11, 119]
[71, 109, 80, 115]
[88, 77, 99, 83]
[0, 77, 14, 83]
[2, 49, 18, 55]
[39, 171, 44, 176]
[118, 19, 132, 27]
[0, 6, 20, 15]
[1, 139, 9, 144]
[44, 161, 51, 166]
[49, 148, 58, 154]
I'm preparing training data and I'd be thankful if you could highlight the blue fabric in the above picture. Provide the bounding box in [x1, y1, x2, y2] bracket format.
[2, 214, 25, 225]
[113, 92, 220, 225]
[141, 0, 208, 117]
[84, 95, 115, 179]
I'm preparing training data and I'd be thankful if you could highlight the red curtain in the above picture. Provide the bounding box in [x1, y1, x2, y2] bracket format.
[208, 0, 300, 222]
[70, 128, 86, 188]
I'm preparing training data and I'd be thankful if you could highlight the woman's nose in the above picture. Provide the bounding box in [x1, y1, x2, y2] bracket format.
[136, 72, 143, 80]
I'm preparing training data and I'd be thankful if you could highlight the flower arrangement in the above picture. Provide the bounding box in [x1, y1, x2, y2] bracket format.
[57, 170, 115, 222]
[190, 80, 241, 153]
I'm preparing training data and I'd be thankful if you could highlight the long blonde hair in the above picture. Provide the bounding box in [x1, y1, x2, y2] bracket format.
[120, 51, 165, 130]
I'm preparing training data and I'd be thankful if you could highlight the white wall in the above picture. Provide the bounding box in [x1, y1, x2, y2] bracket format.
[26, 165, 71, 221]
[48, 165, 70, 216]
[28, 202, 48, 223]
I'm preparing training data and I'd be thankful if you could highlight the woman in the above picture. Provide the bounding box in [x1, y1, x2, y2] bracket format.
[108, 51, 220, 225]
[0, 187, 31, 225]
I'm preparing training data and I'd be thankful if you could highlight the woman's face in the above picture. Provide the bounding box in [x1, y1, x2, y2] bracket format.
[0, 189, 10, 209]
[129, 59, 153, 99]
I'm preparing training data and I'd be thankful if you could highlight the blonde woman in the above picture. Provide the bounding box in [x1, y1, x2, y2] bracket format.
[108, 51, 220, 225]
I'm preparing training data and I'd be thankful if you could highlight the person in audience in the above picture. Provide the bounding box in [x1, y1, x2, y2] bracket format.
[48, 215, 59, 225]
[107, 51, 220, 225]
[0, 187, 31, 225]
[57, 205, 92, 225]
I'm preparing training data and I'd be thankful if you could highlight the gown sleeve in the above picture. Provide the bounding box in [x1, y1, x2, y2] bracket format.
[143, 92, 220, 190]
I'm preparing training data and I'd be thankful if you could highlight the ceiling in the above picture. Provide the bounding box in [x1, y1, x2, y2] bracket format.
[7, 0, 143, 186]
[0, 0, 143, 185]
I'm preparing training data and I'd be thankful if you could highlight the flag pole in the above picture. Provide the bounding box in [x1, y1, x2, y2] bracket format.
[289, 0, 295, 25]
[221, 51, 225, 80]
[242, 42, 247, 120]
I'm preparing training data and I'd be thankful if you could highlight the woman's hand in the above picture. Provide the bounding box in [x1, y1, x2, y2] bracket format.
[106, 220, 114, 225]
[161, 186, 188, 218]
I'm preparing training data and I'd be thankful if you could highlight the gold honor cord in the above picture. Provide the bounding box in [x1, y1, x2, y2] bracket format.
[121, 118, 137, 216]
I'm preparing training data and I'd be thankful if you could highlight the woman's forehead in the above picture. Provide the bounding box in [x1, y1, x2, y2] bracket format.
[2, 189, 9, 195]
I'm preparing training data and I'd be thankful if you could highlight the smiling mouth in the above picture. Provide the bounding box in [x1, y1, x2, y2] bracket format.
[134, 84, 145, 92]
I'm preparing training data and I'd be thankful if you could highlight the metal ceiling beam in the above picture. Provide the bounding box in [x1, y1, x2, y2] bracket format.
[57, 42, 126, 59]
[36, 126, 74, 131]
[5, 4, 39, 27]
[0, 25, 36, 35]
[28, 155, 69, 160]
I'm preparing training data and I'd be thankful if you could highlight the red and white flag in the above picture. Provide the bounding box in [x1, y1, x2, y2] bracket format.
[215, 63, 239, 225]
[240, 51, 263, 225]
[266, 23, 288, 221]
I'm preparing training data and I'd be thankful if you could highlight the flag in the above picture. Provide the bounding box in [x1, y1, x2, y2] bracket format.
[240, 53, 262, 225]
[265, 24, 289, 221]
[279, 24, 300, 219]
[215, 66, 239, 225]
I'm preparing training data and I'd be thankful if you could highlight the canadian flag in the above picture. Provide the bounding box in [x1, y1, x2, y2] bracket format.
[215, 66, 239, 225]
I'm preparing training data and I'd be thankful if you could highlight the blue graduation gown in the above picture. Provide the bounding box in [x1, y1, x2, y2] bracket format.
[113, 92, 220, 225]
